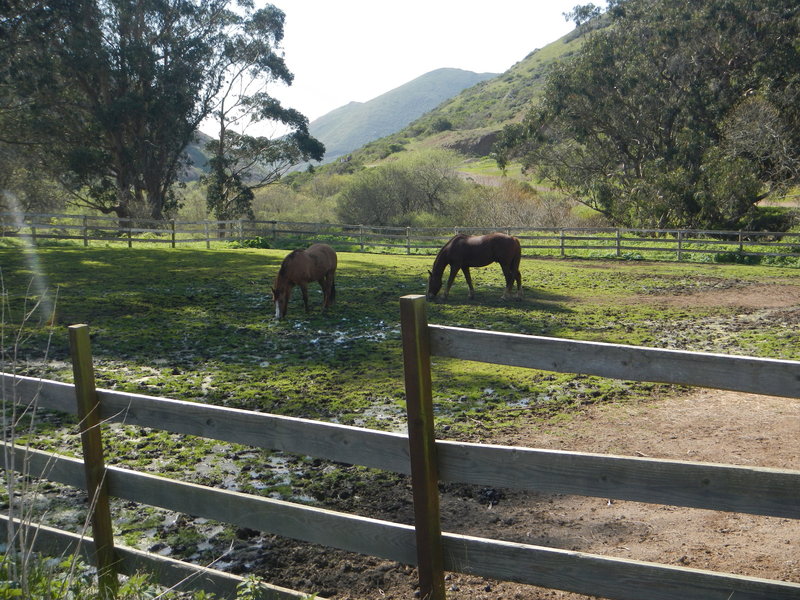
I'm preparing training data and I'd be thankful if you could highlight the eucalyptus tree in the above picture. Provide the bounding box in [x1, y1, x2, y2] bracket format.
[203, 3, 324, 224]
[1, 0, 317, 222]
[495, 0, 800, 229]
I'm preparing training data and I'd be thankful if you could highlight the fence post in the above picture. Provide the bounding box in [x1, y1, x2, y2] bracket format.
[677, 230, 683, 261]
[171, 220, 176, 248]
[205, 222, 210, 249]
[738, 230, 744, 253]
[359, 225, 364, 251]
[616, 229, 621, 257]
[83, 216, 89, 247]
[68, 324, 118, 599]
[400, 295, 446, 600]
[407, 227, 411, 255]
[271, 220, 277, 241]
[560, 229, 565, 258]
[127, 225, 132, 248]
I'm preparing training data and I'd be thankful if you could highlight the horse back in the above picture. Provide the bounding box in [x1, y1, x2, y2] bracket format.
[304, 243, 337, 278]
[452, 233, 519, 266]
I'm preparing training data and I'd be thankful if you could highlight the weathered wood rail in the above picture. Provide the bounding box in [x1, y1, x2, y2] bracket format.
[3, 211, 800, 262]
[2, 302, 799, 599]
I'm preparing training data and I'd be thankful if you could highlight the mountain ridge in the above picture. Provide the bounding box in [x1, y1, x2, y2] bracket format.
[308, 67, 498, 163]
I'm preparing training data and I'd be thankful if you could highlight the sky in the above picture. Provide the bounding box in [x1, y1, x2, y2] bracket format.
[251, 1, 580, 134]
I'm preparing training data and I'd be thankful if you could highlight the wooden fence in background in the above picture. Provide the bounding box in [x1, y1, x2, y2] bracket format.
[3, 211, 800, 262]
[2, 303, 800, 599]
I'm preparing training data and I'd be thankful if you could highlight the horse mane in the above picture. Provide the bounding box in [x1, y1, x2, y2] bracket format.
[432, 234, 466, 273]
[277, 248, 303, 277]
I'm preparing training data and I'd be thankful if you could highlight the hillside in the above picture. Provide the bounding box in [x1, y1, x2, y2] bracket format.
[183, 130, 213, 181]
[308, 67, 498, 163]
[348, 26, 592, 164]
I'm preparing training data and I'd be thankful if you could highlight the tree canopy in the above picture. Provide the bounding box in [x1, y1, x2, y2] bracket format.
[336, 150, 462, 226]
[202, 3, 324, 223]
[495, 0, 800, 229]
[1, 0, 319, 221]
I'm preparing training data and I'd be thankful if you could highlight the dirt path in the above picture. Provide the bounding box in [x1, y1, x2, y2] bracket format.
[457, 389, 800, 599]
[284, 388, 798, 600]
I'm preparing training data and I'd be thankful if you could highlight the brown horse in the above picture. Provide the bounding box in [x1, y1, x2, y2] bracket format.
[426, 233, 522, 300]
[272, 243, 337, 319]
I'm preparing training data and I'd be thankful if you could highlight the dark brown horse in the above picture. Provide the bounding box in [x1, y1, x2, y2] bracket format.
[426, 233, 522, 300]
[272, 243, 337, 319]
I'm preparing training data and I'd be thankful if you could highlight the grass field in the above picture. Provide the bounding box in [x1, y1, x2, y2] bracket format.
[4, 243, 799, 433]
[2, 241, 799, 579]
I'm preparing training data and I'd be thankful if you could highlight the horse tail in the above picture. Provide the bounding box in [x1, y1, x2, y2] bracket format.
[511, 236, 522, 291]
[511, 236, 522, 268]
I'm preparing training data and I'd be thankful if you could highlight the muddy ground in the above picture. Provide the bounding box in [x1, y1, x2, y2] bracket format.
[228, 281, 799, 600]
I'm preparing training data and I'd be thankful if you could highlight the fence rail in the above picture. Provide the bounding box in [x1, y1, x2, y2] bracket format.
[2, 308, 800, 599]
[3, 211, 800, 262]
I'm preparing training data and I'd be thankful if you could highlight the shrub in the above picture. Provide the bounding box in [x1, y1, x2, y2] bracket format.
[228, 236, 271, 249]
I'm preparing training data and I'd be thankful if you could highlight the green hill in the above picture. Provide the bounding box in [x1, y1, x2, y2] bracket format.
[187, 26, 591, 178]
[309, 67, 498, 163]
[349, 27, 592, 164]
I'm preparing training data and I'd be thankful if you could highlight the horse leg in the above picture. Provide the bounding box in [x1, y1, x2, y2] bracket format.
[462, 267, 475, 299]
[300, 283, 309, 312]
[321, 273, 335, 310]
[444, 265, 459, 299]
[512, 254, 523, 298]
[500, 264, 513, 299]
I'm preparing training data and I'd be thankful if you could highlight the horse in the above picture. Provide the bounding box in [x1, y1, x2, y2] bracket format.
[426, 232, 522, 300]
[272, 243, 337, 319]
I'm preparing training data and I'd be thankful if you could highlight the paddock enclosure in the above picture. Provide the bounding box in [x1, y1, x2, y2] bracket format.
[3, 296, 799, 600]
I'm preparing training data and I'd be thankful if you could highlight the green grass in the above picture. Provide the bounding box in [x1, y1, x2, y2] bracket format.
[3, 243, 799, 479]
[3, 244, 798, 430]
[3, 242, 798, 593]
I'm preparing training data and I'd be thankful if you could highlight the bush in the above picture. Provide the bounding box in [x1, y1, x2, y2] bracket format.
[228, 236, 271, 249]
[429, 117, 453, 133]
[711, 251, 763, 265]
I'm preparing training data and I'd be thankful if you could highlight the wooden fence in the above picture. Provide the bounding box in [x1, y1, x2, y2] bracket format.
[2, 301, 800, 599]
[3, 211, 800, 262]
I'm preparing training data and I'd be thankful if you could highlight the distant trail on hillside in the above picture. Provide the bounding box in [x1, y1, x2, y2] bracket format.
[456, 172, 504, 187]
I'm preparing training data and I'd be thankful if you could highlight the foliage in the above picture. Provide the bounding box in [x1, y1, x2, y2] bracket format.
[456, 180, 585, 228]
[495, 0, 800, 229]
[0, 152, 67, 214]
[3, 0, 216, 220]
[429, 117, 454, 133]
[563, 3, 602, 27]
[336, 149, 464, 225]
[0, 551, 276, 599]
[204, 132, 324, 223]
[0, 0, 318, 224]
[228, 236, 272, 249]
[201, 3, 324, 222]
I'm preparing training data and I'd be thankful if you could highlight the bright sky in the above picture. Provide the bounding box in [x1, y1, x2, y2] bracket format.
[264, 1, 580, 127]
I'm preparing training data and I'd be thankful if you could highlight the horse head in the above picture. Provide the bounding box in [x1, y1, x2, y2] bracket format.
[272, 285, 290, 319]
[426, 269, 442, 300]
